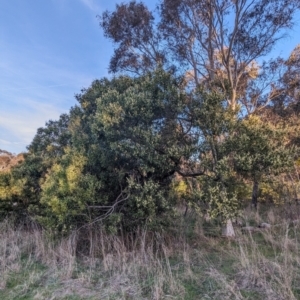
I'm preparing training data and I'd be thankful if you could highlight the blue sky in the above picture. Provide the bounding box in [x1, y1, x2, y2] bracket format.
[0, 0, 299, 154]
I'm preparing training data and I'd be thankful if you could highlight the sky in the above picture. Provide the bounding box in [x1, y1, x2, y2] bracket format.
[0, 0, 299, 154]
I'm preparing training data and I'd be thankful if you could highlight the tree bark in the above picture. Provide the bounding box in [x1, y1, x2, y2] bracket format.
[251, 180, 259, 209]
[222, 219, 235, 237]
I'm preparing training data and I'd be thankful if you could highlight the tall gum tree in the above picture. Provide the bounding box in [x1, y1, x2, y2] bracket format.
[100, 0, 300, 112]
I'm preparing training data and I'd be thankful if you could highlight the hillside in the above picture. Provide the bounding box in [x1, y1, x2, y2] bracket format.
[0, 150, 24, 172]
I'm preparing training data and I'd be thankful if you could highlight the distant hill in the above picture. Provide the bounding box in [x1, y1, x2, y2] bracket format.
[0, 150, 24, 172]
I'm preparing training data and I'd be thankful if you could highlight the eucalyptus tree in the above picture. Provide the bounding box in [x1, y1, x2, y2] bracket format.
[270, 45, 300, 115]
[100, 0, 300, 112]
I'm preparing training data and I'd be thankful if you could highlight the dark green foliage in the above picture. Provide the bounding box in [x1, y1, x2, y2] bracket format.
[229, 116, 293, 178]
[1, 68, 297, 233]
[225, 115, 295, 207]
[5, 69, 191, 233]
[28, 114, 71, 160]
[188, 89, 242, 221]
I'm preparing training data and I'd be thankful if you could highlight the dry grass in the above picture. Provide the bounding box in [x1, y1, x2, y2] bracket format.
[0, 221, 187, 299]
[1, 207, 300, 299]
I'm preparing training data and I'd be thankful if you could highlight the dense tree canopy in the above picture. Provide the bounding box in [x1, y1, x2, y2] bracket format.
[0, 1, 299, 237]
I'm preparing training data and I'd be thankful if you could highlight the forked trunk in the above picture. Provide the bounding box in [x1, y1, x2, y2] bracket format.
[222, 219, 235, 237]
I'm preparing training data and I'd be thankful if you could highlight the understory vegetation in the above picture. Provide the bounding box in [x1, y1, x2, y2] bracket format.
[1, 205, 300, 300]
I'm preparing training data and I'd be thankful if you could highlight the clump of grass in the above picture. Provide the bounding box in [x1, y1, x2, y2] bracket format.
[0, 206, 300, 299]
[233, 222, 300, 299]
[0, 221, 187, 299]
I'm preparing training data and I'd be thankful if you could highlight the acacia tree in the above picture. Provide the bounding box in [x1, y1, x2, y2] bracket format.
[0, 114, 72, 223]
[19, 70, 241, 234]
[28, 70, 202, 233]
[225, 116, 294, 209]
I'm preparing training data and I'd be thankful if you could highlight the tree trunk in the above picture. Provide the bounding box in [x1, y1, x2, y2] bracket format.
[229, 89, 237, 111]
[222, 219, 235, 237]
[252, 180, 259, 209]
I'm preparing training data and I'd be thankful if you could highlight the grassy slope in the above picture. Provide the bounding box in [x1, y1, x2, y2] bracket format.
[1, 206, 300, 300]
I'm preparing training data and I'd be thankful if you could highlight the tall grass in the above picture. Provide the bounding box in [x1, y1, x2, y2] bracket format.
[1, 206, 300, 299]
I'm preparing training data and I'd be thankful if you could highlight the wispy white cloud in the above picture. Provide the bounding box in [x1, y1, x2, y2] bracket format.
[78, 0, 100, 12]
[0, 84, 70, 92]
[0, 97, 65, 153]
[0, 139, 10, 145]
[0, 39, 95, 153]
